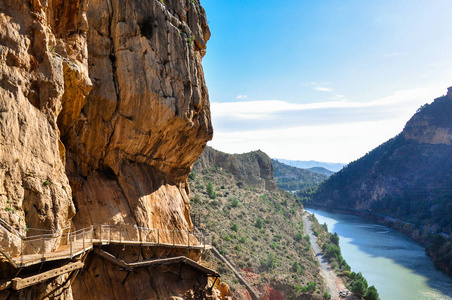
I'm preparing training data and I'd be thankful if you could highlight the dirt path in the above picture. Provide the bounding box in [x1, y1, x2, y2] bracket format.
[303, 214, 344, 300]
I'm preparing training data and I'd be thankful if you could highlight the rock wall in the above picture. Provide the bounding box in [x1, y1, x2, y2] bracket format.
[0, 0, 216, 298]
[193, 146, 277, 191]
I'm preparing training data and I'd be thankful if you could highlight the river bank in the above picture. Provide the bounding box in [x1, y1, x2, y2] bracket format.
[304, 203, 452, 276]
[306, 208, 452, 300]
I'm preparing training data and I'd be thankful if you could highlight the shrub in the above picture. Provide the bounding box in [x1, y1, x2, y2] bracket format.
[231, 223, 239, 232]
[231, 197, 239, 208]
[255, 217, 264, 229]
[301, 282, 316, 293]
[206, 182, 217, 199]
[239, 237, 246, 243]
[323, 291, 331, 300]
[264, 252, 276, 269]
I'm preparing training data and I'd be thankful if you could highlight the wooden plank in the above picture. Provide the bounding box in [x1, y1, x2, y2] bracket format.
[94, 249, 219, 277]
[0, 280, 11, 291]
[11, 261, 84, 290]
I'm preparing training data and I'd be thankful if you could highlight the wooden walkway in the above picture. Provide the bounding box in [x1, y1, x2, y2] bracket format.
[0, 220, 212, 269]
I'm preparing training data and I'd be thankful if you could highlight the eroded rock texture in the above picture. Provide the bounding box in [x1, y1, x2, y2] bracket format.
[194, 146, 277, 191]
[0, 0, 215, 298]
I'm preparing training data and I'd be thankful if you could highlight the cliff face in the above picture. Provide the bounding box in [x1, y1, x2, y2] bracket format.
[0, 0, 215, 299]
[193, 146, 277, 191]
[311, 88, 452, 231]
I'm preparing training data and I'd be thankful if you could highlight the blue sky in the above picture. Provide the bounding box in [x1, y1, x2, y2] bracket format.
[201, 0, 452, 163]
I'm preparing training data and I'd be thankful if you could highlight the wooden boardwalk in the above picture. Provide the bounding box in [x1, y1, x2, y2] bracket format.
[0, 220, 212, 269]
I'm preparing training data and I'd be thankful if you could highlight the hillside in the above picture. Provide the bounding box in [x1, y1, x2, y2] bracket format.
[275, 159, 345, 173]
[272, 159, 328, 191]
[190, 147, 325, 299]
[310, 87, 452, 274]
[308, 167, 334, 177]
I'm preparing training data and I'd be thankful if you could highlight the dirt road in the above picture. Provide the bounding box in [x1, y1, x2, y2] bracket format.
[303, 214, 345, 300]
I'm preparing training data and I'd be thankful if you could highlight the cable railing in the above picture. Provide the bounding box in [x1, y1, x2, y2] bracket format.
[0, 220, 212, 268]
[92, 224, 212, 249]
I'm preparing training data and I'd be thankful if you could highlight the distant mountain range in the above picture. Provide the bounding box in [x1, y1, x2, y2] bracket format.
[274, 159, 345, 173]
[272, 159, 328, 191]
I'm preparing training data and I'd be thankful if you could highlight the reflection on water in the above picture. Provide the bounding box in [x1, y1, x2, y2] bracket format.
[306, 208, 452, 300]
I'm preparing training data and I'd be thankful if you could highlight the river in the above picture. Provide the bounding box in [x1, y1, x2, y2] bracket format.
[305, 208, 452, 300]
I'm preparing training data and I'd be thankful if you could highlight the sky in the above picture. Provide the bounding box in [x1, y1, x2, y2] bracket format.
[200, 0, 452, 163]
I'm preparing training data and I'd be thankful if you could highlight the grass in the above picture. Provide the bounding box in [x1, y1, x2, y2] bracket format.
[189, 167, 325, 298]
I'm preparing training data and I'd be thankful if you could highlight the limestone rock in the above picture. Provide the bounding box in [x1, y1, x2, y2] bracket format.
[0, 0, 219, 298]
[193, 146, 277, 191]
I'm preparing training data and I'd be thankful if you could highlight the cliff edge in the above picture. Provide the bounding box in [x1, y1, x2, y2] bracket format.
[0, 0, 217, 298]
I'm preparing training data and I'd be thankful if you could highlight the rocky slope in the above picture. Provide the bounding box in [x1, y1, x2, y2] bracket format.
[310, 87, 452, 274]
[272, 159, 328, 192]
[190, 147, 325, 300]
[194, 146, 277, 191]
[0, 0, 218, 299]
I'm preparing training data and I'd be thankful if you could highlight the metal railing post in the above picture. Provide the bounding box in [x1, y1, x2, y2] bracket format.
[109, 225, 112, 243]
[70, 232, 73, 258]
[204, 234, 206, 250]
[83, 229, 85, 253]
[41, 234, 44, 259]
[187, 230, 190, 247]
[139, 226, 142, 243]
[173, 230, 175, 246]
[157, 229, 160, 245]
[21, 238, 24, 266]
[91, 225, 93, 246]
[99, 225, 102, 244]
[119, 225, 122, 244]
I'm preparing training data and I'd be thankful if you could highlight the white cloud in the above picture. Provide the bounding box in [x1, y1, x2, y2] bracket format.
[315, 87, 334, 92]
[209, 85, 447, 163]
[236, 95, 248, 99]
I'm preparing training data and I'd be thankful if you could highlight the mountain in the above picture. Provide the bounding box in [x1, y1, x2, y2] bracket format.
[272, 159, 328, 191]
[308, 167, 335, 177]
[190, 147, 325, 299]
[275, 159, 345, 173]
[310, 87, 452, 274]
[0, 0, 222, 299]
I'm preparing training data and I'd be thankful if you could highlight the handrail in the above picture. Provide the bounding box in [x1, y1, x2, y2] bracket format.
[0, 220, 212, 268]
[0, 217, 24, 238]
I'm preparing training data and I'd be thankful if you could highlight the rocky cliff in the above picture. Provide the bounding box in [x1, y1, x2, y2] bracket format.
[0, 0, 217, 299]
[193, 146, 277, 191]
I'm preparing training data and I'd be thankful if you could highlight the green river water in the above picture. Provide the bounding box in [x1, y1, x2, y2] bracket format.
[306, 208, 452, 300]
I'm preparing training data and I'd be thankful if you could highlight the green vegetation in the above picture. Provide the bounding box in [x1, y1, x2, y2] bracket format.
[206, 181, 217, 199]
[308, 93, 452, 276]
[308, 213, 380, 299]
[189, 163, 324, 298]
[272, 159, 328, 191]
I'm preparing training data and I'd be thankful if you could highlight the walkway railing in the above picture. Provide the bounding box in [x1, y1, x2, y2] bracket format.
[0, 220, 211, 268]
[93, 224, 212, 249]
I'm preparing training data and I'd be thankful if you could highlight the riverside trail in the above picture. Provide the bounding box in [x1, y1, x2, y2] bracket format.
[303, 214, 344, 299]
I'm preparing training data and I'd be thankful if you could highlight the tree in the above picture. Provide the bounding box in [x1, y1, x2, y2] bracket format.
[365, 285, 380, 300]
[206, 182, 217, 199]
[351, 278, 368, 297]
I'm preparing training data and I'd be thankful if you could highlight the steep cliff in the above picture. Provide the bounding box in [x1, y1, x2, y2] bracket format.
[0, 0, 216, 299]
[193, 146, 277, 191]
[310, 87, 452, 273]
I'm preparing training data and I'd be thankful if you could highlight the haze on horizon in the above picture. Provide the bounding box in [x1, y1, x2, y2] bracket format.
[201, 0, 452, 164]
